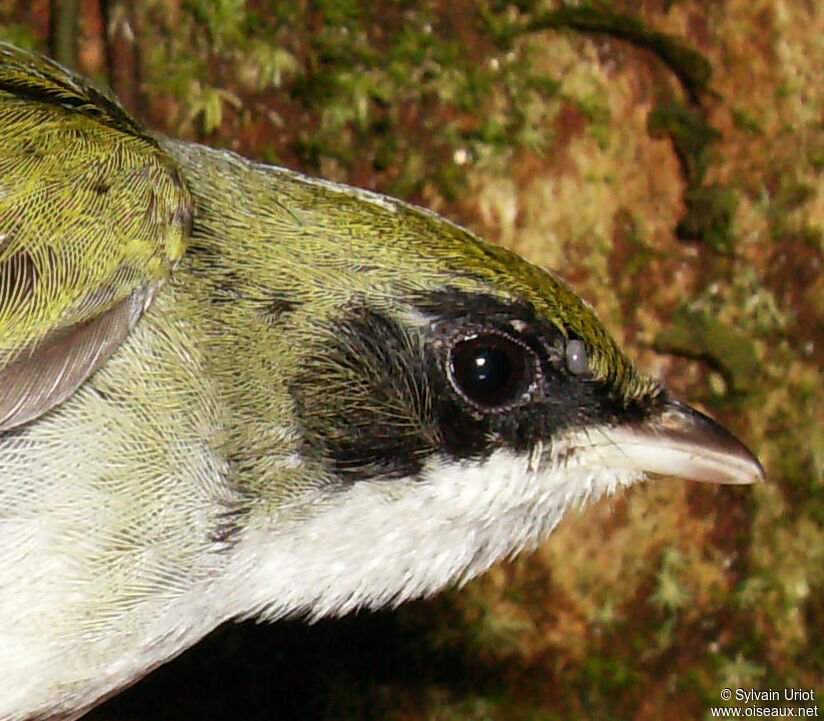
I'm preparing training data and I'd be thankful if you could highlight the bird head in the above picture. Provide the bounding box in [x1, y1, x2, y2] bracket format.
[165, 146, 765, 617]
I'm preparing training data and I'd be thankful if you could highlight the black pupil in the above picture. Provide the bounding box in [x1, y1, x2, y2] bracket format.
[451, 335, 528, 408]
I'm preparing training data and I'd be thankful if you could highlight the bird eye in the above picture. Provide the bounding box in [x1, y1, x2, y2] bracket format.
[449, 334, 532, 409]
[565, 339, 589, 375]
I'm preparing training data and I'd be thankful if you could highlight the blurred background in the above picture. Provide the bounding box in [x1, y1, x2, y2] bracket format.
[2, 1, 821, 719]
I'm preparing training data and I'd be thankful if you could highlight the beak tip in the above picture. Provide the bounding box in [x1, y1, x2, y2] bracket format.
[590, 397, 766, 486]
[654, 398, 766, 486]
[751, 458, 767, 484]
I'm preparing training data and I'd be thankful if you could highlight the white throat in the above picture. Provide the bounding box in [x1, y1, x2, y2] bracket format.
[229, 440, 643, 622]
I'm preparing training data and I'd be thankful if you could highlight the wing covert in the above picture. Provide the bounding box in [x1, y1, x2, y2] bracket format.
[0, 43, 192, 429]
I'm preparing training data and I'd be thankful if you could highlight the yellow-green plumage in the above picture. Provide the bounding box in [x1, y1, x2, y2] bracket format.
[0, 44, 190, 429]
[0, 42, 761, 721]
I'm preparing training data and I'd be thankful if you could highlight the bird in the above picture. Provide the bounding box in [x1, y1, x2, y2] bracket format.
[0, 42, 764, 721]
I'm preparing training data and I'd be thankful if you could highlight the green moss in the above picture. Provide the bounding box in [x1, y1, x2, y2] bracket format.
[128, 1, 570, 200]
[774, 180, 816, 212]
[520, 1, 713, 102]
[676, 184, 739, 254]
[653, 307, 760, 393]
[731, 107, 764, 134]
[807, 127, 824, 170]
[644, 102, 739, 252]
[575, 654, 646, 715]
[650, 547, 692, 612]
[648, 103, 719, 185]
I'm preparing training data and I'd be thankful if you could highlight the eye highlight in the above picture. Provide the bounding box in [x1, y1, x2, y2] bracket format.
[449, 333, 532, 409]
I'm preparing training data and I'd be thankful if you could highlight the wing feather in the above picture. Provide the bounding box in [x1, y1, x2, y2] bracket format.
[0, 44, 192, 429]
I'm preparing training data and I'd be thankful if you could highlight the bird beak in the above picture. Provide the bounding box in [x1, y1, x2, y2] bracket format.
[588, 398, 765, 485]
